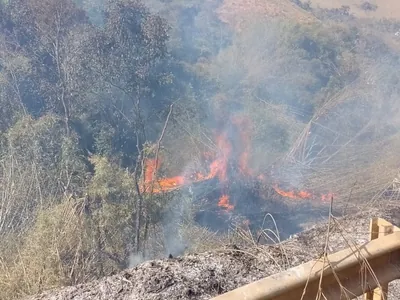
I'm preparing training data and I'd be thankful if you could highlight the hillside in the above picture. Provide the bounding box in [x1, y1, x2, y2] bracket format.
[217, 0, 316, 29]
[1, 0, 400, 299]
[309, 0, 400, 19]
[25, 201, 400, 300]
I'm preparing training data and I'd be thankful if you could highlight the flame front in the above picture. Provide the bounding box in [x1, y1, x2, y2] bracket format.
[206, 132, 232, 182]
[142, 130, 233, 194]
[273, 184, 311, 199]
[142, 158, 186, 193]
[218, 194, 234, 211]
[141, 114, 332, 210]
[273, 184, 333, 202]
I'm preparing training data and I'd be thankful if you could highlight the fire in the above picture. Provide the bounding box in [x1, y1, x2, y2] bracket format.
[144, 158, 157, 185]
[206, 132, 232, 182]
[141, 126, 236, 195]
[273, 184, 311, 199]
[273, 184, 333, 202]
[218, 194, 234, 211]
[232, 116, 252, 176]
[321, 193, 334, 202]
[142, 158, 186, 193]
[141, 114, 332, 210]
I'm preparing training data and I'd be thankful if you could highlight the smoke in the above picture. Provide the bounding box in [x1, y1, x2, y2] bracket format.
[160, 171, 196, 257]
[79, 0, 105, 26]
[128, 253, 145, 268]
[128, 0, 400, 259]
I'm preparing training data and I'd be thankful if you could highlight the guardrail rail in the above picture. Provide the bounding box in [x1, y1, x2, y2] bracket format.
[211, 217, 400, 300]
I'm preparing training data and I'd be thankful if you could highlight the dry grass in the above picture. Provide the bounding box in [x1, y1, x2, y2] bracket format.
[23, 197, 400, 300]
[0, 199, 91, 299]
[217, 0, 317, 30]
[278, 61, 400, 212]
[309, 0, 400, 20]
[219, 198, 400, 299]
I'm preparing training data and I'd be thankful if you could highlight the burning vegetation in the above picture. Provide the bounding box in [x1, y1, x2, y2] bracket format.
[141, 113, 334, 223]
[2, 0, 400, 298]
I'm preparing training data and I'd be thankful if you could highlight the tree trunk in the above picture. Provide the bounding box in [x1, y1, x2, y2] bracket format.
[133, 147, 144, 256]
[134, 191, 143, 255]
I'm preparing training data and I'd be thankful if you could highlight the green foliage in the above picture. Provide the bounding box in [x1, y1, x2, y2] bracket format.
[0, 0, 400, 298]
[205, 18, 362, 118]
[6, 114, 88, 201]
[0, 41, 31, 130]
[0, 157, 137, 299]
[86, 156, 138, 272]
[88, 155, 135, 202]
[93, 124, 116, 157]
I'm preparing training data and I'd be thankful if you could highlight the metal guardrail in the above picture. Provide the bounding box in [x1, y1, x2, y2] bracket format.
[211, 218, 400, 300]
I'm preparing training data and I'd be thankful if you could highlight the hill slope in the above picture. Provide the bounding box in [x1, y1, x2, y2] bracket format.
[309, 0, 400, 19]
[25, 201, 400, 300]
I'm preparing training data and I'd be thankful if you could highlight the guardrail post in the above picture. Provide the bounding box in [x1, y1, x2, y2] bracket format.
[211, 218, 400, 300]
[364, 218, 394, 300]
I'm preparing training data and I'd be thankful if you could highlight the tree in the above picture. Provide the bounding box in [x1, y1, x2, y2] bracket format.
[0, 3, 30, 131]
[0, 114, 88, 236]
[8, 0, 90, 134]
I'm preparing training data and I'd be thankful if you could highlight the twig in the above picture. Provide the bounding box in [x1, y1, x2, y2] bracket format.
[315, 196, 334, 300]
[150, 103, 175, 193]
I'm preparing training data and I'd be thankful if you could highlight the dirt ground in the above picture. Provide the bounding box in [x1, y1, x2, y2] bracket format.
[217, 0, 317, 29]
[309, 0, 400, 20]
[24, 200, 400, 300]
[218, 0, 400, 27]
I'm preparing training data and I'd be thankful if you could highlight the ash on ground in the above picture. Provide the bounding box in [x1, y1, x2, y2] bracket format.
[25, 201, 400, 300]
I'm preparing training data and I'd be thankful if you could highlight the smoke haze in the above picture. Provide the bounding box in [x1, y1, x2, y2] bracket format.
[142, 0, 400, 251]
[2, 1, 400, 287]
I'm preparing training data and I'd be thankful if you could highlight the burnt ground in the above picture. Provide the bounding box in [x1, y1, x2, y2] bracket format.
[24, 200, 400, 300]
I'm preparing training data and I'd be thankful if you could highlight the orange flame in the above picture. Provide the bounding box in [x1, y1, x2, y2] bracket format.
[273, 184, 311, 199]
[218, 194, 234, 211]
[232, 115, 252, 176]
[206, 132, 232, 182]
[273, 184, 333, 201]
[144, 158, 158, 184]
[142, 127, 235, 194]
[321, 193, 334, 202]
[142, 158, 186, 193]
[141, 114, 331, 209]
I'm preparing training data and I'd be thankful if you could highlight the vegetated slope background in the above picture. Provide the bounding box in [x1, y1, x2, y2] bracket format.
[0, 0, 400, 299]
